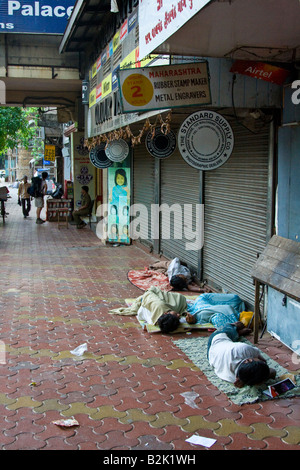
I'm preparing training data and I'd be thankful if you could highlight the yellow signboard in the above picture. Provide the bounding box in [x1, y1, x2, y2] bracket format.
[89, 88, 97, 108]
[92, 62, 97, 78]
[120, 50, 136, 70]
[102, 74, 112, 98]
[44, 145, 56, 162]
[113, 31, 120, 51]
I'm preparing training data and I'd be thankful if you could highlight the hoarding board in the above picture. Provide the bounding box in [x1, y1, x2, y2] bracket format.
[118, 62, 211, 113]
[138, 0, 211, 59]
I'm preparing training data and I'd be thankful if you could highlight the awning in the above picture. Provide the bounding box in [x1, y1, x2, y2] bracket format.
[141, 0, 300, 64]
[60, 0, 115, 54]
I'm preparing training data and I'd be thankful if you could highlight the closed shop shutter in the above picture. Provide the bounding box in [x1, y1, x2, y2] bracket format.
[133, 145, 156, 247]
[203, 119, 271, 307]
[160, 149, 201, 272]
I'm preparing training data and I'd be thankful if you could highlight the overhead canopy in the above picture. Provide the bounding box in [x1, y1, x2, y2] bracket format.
[61, 0, 300, 63]
[149, 0, 300, 63]
[60, 0, 121, 54]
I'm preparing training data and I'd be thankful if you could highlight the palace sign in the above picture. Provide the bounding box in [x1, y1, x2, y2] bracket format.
[0, 0, 75, 33]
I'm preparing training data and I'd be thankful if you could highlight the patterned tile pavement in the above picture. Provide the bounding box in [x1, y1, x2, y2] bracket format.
[0, 188, 299, 452]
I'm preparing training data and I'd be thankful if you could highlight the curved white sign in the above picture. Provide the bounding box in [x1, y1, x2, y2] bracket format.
[178, 111, 234, 170]
[105, 139, 129, 162]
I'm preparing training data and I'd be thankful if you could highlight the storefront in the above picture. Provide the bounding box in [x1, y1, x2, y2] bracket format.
[59, 0, 300, 350]
[60, 1, 284, 310]
[130, 111, 274, 307]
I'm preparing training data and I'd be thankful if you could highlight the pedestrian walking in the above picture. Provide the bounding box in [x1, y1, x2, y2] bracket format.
[18, 175, 31, 218]
[35, 171, 48, 224]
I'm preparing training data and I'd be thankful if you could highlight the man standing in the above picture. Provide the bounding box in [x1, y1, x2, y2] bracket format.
[72, 185, 91, 229]
[18, 175, 31, 218]
[35, 171, 48, 224]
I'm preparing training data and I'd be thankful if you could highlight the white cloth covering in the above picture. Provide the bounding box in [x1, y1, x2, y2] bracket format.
[208, 333, 261, 383]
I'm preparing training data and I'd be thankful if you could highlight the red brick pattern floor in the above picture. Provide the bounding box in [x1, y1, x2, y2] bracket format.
[0, 189, 299, 451]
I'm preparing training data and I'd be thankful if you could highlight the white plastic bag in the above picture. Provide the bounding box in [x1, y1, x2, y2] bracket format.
[70, 343, 87, 356]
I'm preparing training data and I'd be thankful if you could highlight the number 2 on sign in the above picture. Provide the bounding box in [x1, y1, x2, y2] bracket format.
[131, 86, 143, 97]
[122, 74, 154, 107]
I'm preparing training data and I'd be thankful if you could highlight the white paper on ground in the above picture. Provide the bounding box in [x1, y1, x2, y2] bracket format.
[185, 435, 216, 447]
[180, 391, 199, 409]
[70, 343, 88, 356]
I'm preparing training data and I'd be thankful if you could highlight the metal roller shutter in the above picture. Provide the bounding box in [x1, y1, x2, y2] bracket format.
[203, 119, 271, 307]
[160, 149, 201, 272]
[133, 145, 156, 246]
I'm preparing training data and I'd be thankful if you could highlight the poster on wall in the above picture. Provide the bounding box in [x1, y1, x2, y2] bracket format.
[178, 110, 234, 170]
[107, 157, 131, 244]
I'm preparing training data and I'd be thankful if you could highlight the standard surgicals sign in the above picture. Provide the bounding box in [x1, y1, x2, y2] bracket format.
[118, 62, 211, 113]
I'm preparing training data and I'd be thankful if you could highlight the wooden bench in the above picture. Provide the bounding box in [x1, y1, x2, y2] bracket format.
[251, 235, 300, 343]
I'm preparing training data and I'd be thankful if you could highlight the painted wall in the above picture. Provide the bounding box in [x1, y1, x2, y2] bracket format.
[267, 82, 300, 353]
[267, 288, 300, 353]
[277, 125, 300, 242]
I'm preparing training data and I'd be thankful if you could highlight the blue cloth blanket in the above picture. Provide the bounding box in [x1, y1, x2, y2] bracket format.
[187, 293, 246, 328]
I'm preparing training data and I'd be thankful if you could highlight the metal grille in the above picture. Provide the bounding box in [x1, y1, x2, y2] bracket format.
[133, 145, 156, 246]
[203, 120, 271, 307]
[160, 149, 201, 273]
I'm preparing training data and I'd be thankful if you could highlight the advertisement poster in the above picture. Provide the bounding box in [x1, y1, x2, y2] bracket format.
[230, 60, 291, 85]
[107, 158, 130, 245]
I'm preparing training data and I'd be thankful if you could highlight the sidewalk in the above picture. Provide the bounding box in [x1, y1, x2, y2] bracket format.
[0, 189, 299, 452]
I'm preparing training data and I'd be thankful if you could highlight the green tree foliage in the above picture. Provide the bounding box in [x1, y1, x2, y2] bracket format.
[0, 107, 38, 155]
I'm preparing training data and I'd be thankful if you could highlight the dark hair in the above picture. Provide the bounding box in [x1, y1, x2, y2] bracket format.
[114, 169, 127, 186]
[42, 172, 48, 179]
[82, 185, 89, 193]
[237, 360, 270, 386]
[157, 313, 180, 333]
[170, 275, 187, 290]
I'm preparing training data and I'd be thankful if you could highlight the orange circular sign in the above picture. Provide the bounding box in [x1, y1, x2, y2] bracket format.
[122, 73, 154, 107]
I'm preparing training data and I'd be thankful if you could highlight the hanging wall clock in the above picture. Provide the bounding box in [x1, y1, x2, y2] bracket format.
[145, 127, 176, 159]
[105, 139, 129, 162]
[90, 144, 113, 169]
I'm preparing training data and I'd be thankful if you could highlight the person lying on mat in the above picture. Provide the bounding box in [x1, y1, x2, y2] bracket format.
[136, 286, 195, 333]
[207, 322, 276, 388]
[150, 257, 207, 292]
